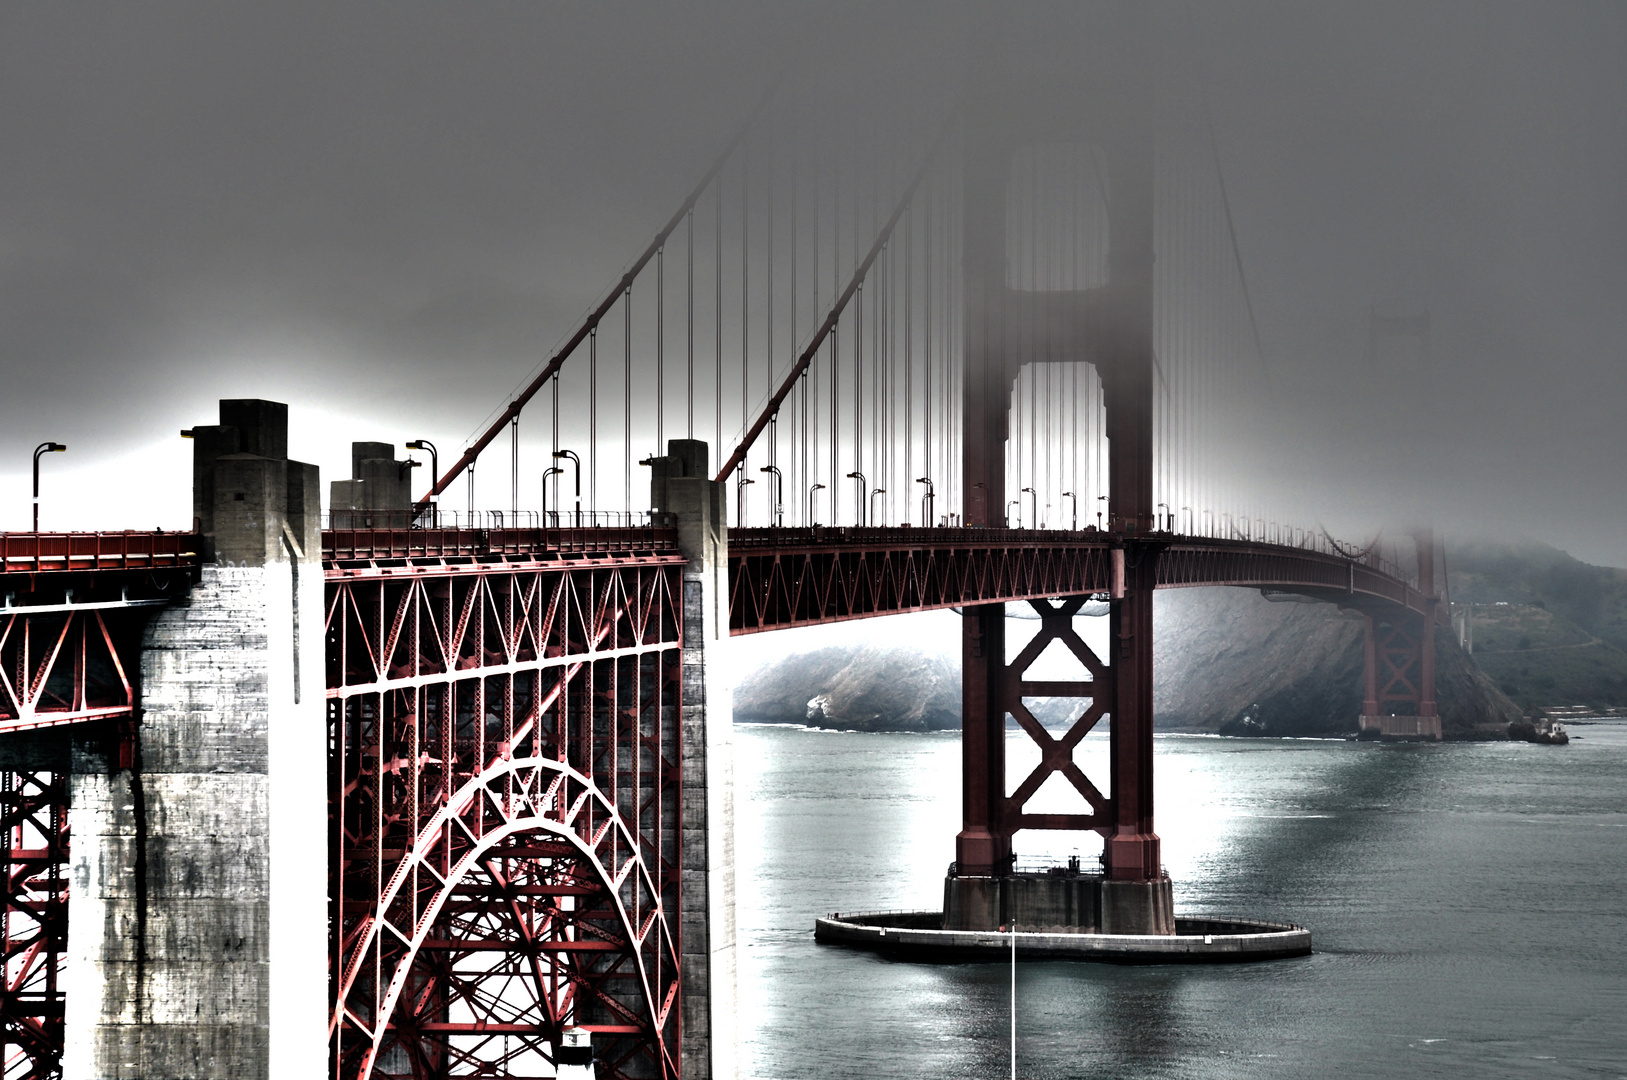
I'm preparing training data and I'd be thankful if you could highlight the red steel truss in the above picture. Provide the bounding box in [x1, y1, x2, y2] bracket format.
[728, 529, 1433, 634]
[0, 608, 135, 735]
[0, 771, 68, 1080]
[998, 597, 1111, 835]
[0, 532, 199, 576]
[728, 527, 1114, 633]
[327, 549, 686, 1080]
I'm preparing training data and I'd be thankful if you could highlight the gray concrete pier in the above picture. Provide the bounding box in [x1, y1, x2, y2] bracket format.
[943, 870, 1176, 936]
[62, 400, 325, 1079]
[817, 911, 1312, 964]
[651, 439, 738, 1080]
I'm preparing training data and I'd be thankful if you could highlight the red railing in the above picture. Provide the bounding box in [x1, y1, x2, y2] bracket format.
[0, 532, 201, 575]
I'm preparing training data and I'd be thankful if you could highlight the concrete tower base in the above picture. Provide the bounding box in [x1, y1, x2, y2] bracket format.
[943, 871, 1175, 935]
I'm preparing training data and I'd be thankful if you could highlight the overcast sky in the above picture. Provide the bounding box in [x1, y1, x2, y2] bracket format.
[3, 3, 1623, 565]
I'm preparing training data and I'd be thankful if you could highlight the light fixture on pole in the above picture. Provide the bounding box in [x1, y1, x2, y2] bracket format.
[737, 475, 754, 527]
[916, 476, 935, 527]
[1062, 491, 1077, 532]
[846, 471, 867, 527]
[1096, 494, 1108, 531]
[1021, 487, 1037, 530]
[31, 442, 66, 533]
[807, 483, 826, 525]
[759, 465, 784, 527]
[552, 449, 582, 526]
[1157, 501, 1170, 531]
[870, 488, 886, 527]
[406, 439, 439, 526]
[542, 466, 564, 526]
[1006, 500, 1020, 528]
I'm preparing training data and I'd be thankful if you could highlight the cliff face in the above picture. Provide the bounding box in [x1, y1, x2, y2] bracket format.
[733, 642, 960, 732]
[735, 587, 1521, 739]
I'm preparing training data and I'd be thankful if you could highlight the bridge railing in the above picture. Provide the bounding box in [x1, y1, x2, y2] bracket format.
[0, 531, 201, 574]
[322, 522, 680, 564]
[324, 509, 661, 531]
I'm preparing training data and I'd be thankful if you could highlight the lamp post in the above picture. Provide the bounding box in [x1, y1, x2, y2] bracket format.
[1157, 501, 1170, 532]
[1006, 500, 1020, 528]
[1021, 487, 1037, 530]
[870, 488, 886, 527]
[542, 466, 564, 525]
[406, 439, 439, 526]
[759, 465, 784, 526]
[1062, 491, 1077, 532]
[1096, 493, 1107, 531]
[808, 483, 825, 525]
[737, 475, 754, 527]
[1181, 505, 1193, 534]
[552, 450, 581, 526]
[1203, 508, 1214, 536]
[846, 471, 867, 527]
[31, 442, 66, 532]
[916, 476, 935, 527]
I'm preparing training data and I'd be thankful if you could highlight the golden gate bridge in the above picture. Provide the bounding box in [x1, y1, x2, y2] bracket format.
[0, 17, 1448, 1080]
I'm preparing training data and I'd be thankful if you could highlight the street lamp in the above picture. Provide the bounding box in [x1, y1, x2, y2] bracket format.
[870, 488, 886, 527]
[737, 475, 754, 527]
[759, 465, 784, 527]
[1157, 501, 1170, 532]
[31, 442, 66, 532]
[552, 450, 582, 525]
[542, 466, 564, 525]
[808, 483, 826, 525]
[846, 471, 867, 527]
[406, 439, 439, 525]
[1021, 487, 1037, 530]
[1062, 491, 1078, 532]
[916, 476, 935, 527]
[1006, 500, 1020, 528]
[1181, 505, 1193, 534]
[1096, 494, 1107, 531]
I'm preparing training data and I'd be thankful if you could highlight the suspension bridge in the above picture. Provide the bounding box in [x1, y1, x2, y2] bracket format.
[0, 22, 1449, 1080]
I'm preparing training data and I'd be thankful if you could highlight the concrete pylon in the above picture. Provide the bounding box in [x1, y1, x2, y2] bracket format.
[649, 439, 737, 1080]
[63, 400, 325, 1078]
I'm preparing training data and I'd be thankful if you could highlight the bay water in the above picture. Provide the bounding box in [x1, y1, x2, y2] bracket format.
[734, 721, 1627, 1079]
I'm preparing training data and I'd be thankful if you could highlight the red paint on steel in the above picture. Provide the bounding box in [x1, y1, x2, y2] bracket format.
[0, 771, 69, 1080]
[325, 544, 683, 1080]
[0, 531, 201, 576]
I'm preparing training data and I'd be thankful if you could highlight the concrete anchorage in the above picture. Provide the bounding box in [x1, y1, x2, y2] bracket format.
[63, 400, 326, 1079]
[650, 439, 738, 1080]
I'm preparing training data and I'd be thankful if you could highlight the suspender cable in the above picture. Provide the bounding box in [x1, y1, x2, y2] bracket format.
[904, 205, 913, 508]
[589, 327, 597, 514]
[688, 209, 695, 439]
[741, 145, 749, 481]
[413, 101, 764, 515]
[713, 111, 956, 481]
[722, 178, 728, 458]
[656, 247, 665, 453]
[924, 196, 932, 519]
[624, 286, 632, 511]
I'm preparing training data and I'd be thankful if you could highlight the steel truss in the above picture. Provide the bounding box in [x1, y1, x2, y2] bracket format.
[728, 530, 1437, 635]
[327, 555, 685, 1080]
[728, 527, 1113, 633]
[0, 771, 68, 1080]
[1000, 598, 1111, 834]
[1372, 616, 1424, 713]
[0, 609, 134, 735]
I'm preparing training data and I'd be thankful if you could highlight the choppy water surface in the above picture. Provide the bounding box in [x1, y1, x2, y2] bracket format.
[734, 721, 1627, 1079]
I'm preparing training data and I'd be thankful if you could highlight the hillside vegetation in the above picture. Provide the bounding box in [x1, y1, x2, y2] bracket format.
[1447, 541, 1627, 712]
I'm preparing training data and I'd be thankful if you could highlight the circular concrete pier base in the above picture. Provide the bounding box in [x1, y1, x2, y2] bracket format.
[815, 911, 1311, 964]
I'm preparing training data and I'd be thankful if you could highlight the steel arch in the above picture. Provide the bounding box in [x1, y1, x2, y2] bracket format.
[333, 754, 678, 1080]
